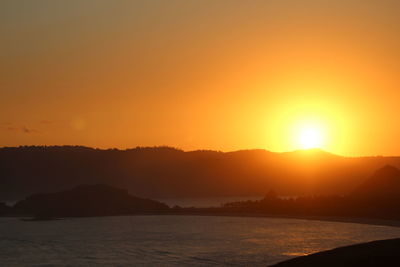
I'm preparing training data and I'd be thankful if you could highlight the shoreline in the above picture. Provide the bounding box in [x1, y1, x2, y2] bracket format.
[4, 211, 400, 228]
[157, 212, 400, 228]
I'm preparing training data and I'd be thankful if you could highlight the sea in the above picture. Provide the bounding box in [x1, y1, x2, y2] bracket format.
[1, 215, 400, 266]
[157, 196, 264, 208]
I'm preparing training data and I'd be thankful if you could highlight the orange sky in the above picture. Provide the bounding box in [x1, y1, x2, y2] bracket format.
[1, 0, 400, 156]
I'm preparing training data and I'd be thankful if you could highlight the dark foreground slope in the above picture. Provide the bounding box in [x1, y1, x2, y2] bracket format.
[2, 146, 400, 201]
[271, 238, 400, 267]
[13, 184, 169, 217]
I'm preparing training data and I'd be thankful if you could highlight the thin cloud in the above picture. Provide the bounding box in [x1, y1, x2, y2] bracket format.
[22, 126, 40, 134]
[0, 125, 41, 134]
[0, 126, 18, 131]
[39, 120, 55, 124]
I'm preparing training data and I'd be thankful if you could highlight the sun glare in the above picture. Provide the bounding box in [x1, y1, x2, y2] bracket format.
[298, 126, 323, 149]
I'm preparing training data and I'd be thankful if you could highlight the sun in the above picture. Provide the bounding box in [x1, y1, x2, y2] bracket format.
[297, 125, 323, 149]
[268, 100, 344, 153]
[298, 126, 323, 149]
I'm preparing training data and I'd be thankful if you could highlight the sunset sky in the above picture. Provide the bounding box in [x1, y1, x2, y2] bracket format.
[1, 0, 400, 156]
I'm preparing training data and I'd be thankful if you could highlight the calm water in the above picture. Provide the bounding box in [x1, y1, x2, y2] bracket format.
[1, 215, 400, 266]
[157, 196, 263, 208]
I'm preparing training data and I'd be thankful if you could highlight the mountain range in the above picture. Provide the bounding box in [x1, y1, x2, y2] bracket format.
[1, 146, 400, 201]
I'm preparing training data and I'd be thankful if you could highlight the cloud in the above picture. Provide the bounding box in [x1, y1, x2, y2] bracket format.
[22, 126, 40, 134]
[0, 124, 40, 134]
[0, 125, 16, 132]
[39, 120, 55, 124]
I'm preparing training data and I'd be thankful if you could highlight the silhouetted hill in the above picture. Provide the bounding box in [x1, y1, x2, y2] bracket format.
[0, 202, 10, 215]
[1, 146, 400, 201]
[271, 238, 400, 267]
[352, 165, 400, 199]
[14, 184, 169, 217]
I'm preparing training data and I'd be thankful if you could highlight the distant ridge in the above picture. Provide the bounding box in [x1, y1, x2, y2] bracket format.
[281, 148, 339, 156]
[0, 145, 337, 155]
[1, 146, 400, 201]
[352, 165, 400, 198]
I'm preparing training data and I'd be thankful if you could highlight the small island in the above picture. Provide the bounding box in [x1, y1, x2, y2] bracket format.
[12, 184, 169, 218]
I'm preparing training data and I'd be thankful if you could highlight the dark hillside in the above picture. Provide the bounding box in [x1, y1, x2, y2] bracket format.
[1, 146, 400, 201]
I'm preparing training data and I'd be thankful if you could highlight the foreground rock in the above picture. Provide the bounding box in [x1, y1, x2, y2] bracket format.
[271, 238, 400, 267]
[14, 184, 169, 217]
